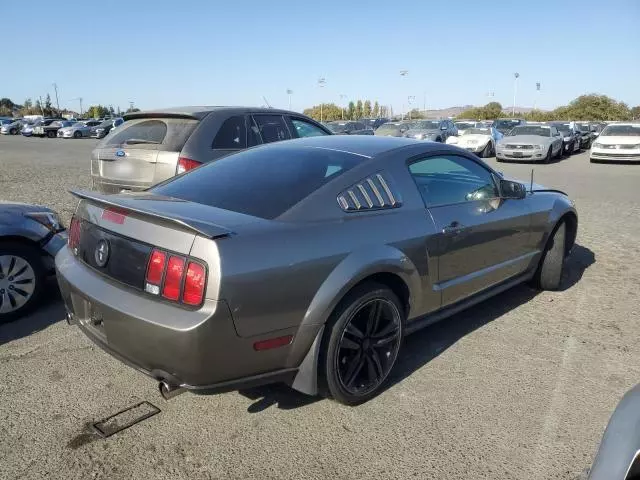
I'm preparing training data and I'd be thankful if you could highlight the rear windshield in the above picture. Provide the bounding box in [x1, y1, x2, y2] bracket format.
[99, 117, 198, 151]
[151, 145, 364, 219]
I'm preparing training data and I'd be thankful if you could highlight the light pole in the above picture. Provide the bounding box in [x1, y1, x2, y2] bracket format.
[534, 82, 541, 110]
[52, 83, 60, 112]
[286, 89, 293, 110]
[317, 77, 326, 122]
[400, 70, 408, 119]
[512, 73, 520, 117]
[339, 94, 347, 119]
[407, 95, 415, 120]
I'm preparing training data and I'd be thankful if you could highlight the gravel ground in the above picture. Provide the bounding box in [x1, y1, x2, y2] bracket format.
[1, 134, 639, 480]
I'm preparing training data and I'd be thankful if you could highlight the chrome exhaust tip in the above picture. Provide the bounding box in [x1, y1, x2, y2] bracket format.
[159, 380, 186, 400]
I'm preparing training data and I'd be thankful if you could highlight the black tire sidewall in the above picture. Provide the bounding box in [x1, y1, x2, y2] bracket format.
[320, 282, 404, 405]
[534, 222, 566, 291]
[0, 242, 46, 323]
[74, 131, 81, 138]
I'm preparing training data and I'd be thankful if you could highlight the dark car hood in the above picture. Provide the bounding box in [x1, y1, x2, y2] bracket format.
[0, 201, 55, 214]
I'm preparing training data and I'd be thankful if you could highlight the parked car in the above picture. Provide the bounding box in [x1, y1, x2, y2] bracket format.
[573, 123, 593, 149]
[0, 119, 25, 135]
[587, 383, 640, 480]
[0, 118, 16, 130]
[590, 123, 640, 163]
[326, 121, 373, 135]
[403, 119, 457, 142]
[496, 124, 563, 163]
[56, 135, 577, 405]
[361, 118, 390, 131]
[453, 120, 479, 136]
[90, 118, 124, 139]
[31, 118, 66, 138]
[21, 121, 40, 137]
[0, 203, 67, 322]
[547, 122, 581, 155]
[91, 107, 332, 193]
[446, 126, 503, 157]
[57, 121, 97, 139]
[492, 118, 526, 135]
[374, 121, 413, 137]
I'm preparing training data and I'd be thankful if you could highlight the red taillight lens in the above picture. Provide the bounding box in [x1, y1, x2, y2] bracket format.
[253, 335, 294, 351]
[177, 157, 201, 175]
[102, 207, 128, 224]
[146, 250, 166, 286]
[162, 256, 185, 301]
[183, 262, 205, 306]
[68, 216, 81, 251]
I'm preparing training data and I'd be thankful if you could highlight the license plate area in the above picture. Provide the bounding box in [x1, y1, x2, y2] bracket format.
[512, 151, 523, 157]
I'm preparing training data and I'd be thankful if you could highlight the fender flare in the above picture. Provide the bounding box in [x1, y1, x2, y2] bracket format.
[289, 245, 422, 396]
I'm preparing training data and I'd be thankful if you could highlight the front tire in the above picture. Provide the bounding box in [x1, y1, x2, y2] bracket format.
[73, 131, 82, 139]
[0, 242, 46, 323]
[533, 222, 566, 291]
[481, 142, 492, 158]
[321, 283, 404, 405]
[10, 128, 17, 135]
[46, 130, 55, 138]
[543, 146, 552, 164]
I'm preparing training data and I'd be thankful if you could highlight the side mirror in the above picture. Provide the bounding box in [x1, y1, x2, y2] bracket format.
[500, 179, 527, 199]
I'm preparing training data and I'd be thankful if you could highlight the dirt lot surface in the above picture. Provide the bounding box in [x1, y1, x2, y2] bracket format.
[1, 134, 639, 479]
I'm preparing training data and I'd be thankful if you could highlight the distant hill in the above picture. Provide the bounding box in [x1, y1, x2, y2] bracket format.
[419, 105, 543, 118]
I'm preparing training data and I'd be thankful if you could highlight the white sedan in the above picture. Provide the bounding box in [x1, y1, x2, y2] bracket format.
[446, 126, 503, 157]
[590, 123, 640, 163]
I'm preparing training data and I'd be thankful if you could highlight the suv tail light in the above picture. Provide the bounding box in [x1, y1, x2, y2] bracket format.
[177, 157, 201, 175]
[144, 248, 206, 306]
[68, 216, 81, 252]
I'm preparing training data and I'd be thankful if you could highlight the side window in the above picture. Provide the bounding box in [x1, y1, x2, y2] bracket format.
[212, 116, 247, 149]
[247, 117, 262, 147]
[408, 155, 499, 207]
[290, 118, 328, 138]
[252, 115, 291, 143]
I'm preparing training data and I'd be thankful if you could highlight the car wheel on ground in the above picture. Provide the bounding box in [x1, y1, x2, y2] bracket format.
[10, 128, 17, 135]
[73, 131, 82, 139]
[46, 131, 55, 138]
[0, 242, 45, 323]
[321, 282, 404, 405]
[533, 221, 566, 291]
[543, 146, 552, 164]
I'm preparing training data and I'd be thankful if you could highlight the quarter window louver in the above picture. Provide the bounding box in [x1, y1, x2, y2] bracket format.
[337, 173, 402, 212]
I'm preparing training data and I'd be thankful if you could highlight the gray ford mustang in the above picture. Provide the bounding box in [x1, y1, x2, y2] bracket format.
[55, 136, 578, 405]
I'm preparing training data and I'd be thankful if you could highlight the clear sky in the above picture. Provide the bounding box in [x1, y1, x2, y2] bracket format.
[4, 0, 639, 114]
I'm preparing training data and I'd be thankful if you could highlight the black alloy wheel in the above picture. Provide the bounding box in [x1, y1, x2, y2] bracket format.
[322, 283, 404, 405]
[73, 131, 82, 139]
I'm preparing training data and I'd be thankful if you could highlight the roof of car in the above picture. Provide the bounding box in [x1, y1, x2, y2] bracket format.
[254, 135, 430, 159]
[123, 106, 308, 121]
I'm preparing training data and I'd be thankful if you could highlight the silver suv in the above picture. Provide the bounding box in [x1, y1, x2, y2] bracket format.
[91, 107, 331, 193]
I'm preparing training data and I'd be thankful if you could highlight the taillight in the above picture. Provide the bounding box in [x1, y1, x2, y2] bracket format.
[183, 262, 205, 305]
[68, 216, 81, 252]
[145, 250, 166, 292]
[176, 157, 201, 175]
[162, 256, 185, 301]
[144, 248, 206, 306]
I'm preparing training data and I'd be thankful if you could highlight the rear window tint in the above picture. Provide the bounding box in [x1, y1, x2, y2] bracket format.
[151, 145, 364, 219]
[212, 116, 247, 149]
[99, 118, 198, 151]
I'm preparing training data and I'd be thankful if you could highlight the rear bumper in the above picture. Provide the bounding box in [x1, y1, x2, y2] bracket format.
[91, 176, 151, 193]
[55, 246, 299, 390]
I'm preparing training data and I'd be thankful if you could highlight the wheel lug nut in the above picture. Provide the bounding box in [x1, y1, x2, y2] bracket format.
[9, 285, 14, 290]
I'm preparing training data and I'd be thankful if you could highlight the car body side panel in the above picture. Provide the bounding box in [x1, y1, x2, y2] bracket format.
[217, 208, 437, 339]
[588, 384, 640, 480]
[527, 192, 577, 256]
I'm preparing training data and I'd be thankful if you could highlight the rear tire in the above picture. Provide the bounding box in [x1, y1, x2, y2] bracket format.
[533, 222, 566, 291]
[320, 282, 404, 406]
[10, 128, 17, 135]
[0, 242, 46, 323]
[46, 130, 55, 138]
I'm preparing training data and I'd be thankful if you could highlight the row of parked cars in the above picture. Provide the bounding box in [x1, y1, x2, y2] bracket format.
[0, 116, 124, 139]
[1, 104, 638, 477]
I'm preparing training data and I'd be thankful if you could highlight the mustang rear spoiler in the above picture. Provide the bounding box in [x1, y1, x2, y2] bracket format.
[70, 190, 234, 239]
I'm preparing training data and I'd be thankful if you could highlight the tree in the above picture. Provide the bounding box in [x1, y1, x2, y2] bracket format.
[347, 101, 355, 120]
[23, 98, 33, 110]
[355, 100, 363, 119]
[363, 100, 372, 118]
[302, 103, 343, 122]
[372, 101, 380, 118]
[632, 106, 640, 120]
[125, 106, 141, 114]
[484, 102, 503, 119]
[379, 105, 389, 118]
[85, 105, 111, 118]
[44, 94, 53, 116]
[109, 106, 115, 115]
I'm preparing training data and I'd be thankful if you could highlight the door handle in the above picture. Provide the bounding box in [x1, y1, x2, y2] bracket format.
[442, 221, 464, 234]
